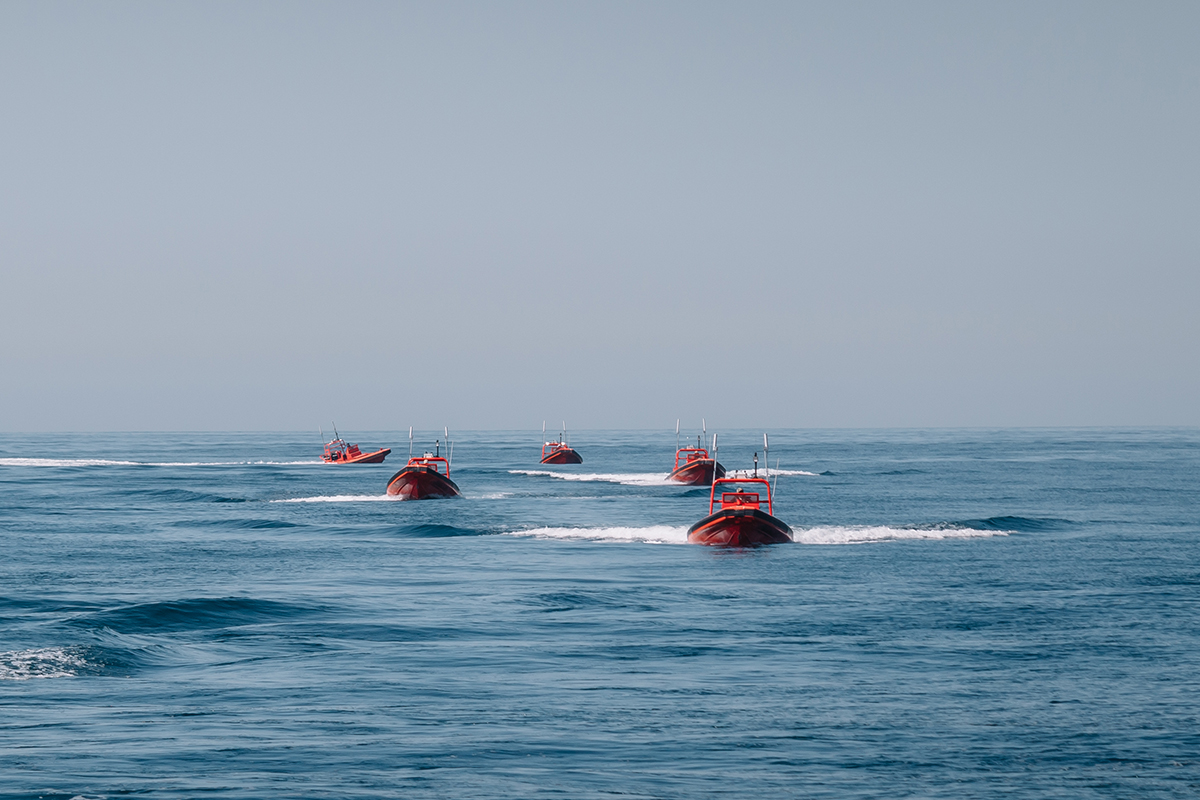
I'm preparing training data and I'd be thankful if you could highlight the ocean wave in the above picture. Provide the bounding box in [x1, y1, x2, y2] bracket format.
[796, 525, 1009, 545]
[74, 597, 317, 634]
[510, 470, 674, 486]
[948, 516, 1071, 532]
[0, 647, 87, 680]
[396, 524, 487, 538]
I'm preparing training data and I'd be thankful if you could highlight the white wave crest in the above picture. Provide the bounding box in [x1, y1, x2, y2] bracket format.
[507, 525, 689, 543]
[796, 525, 1008, 545]
[271, 494, 394, 503]
[510, 469, 673, 486]
[0, 458, 324, 467]
[0, 648, 86, 680]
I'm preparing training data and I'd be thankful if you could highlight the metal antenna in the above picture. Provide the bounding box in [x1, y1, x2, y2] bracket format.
[675, 419, 680, 452]
[445, 427, 452, 470]
[711, 433, 718, 487]
[764, 433, 769, 483]
[409, 426, 413, 459]
[332, 422, 339, 441]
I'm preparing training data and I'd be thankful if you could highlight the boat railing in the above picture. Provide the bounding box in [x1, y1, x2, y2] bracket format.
[673, 447, 710, 469]
[409, 456, 449, 475]
[709, 477, 772, 515]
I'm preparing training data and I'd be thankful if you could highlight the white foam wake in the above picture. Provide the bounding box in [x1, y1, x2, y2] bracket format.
[795, 525, 1007, 544]
[0, 458, 141, 467]
[0, 458, 323, 467]
[504, 524, 1007, 546]
[0, 648, 86, 680]
[272, 494, 395, 503]
[510, 469, 674, 486]
[507, 526, 689, 544]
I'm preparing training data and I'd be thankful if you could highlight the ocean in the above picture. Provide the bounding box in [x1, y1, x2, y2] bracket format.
[2, 428, 1197, 798]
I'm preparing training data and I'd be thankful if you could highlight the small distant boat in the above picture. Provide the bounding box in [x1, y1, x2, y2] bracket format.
[540, 421, 582, 464]
[688, 435, 792, 547]
[667, 420, 725, 485]
[385, 429, 461, 500]
[321, 426, 390, 464]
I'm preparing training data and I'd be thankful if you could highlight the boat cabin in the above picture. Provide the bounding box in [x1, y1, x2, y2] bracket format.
[324, 438, 362, 462]
[407, 453, 450, 475]
[708, 477, 773, 515]
[673, 446, 711, 471]
[542, 439, 574, 460]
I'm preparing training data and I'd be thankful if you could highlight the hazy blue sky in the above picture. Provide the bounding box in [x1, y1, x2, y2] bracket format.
[2, 1, 1197, 431]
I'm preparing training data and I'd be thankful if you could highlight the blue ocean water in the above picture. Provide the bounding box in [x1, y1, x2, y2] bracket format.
[1, 428, 1198, 798]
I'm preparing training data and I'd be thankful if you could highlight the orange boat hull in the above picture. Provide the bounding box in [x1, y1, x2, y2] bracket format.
[540, 448, 582, 465]
[688, 508, 792, 546]
[667, 458, 726, 485]
[325, 448, 391, 464]
[385, 465, 461, 500]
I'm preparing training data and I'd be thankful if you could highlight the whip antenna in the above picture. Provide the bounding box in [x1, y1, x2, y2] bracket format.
[711, 433, 718, 487]
[409, 426, 413, 459]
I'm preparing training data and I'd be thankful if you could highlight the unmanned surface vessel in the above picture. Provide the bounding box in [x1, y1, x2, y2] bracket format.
[321, 425, 390, 464]
[385, 428, 461, 500]
[667, 420, 725, 485]
[687, 435, 791, 546]
[540, 422, 582, 465]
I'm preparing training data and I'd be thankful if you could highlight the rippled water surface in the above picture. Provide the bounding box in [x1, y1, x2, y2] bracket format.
[2, 428, 1198, 798]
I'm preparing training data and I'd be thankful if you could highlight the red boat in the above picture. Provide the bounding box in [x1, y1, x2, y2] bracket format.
[540, 422, 582, 464]
[668, 444, 726, 484]
[688, 442, 791, 546]
[668, 424, 726, 485]
[385, 437, 461, 500]
[321, 427, 390, 464]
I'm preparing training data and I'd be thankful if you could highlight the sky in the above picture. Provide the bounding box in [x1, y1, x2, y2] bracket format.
[1, 1, 1197, 431]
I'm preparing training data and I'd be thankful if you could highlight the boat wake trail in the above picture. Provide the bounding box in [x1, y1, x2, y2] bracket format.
[510, 470, 674, 486]
[507, 523, 1010, 545]
[0, 647, 87, 680]
[0, 458, 323, 467]
[507, 526, 689, 544]
[796, 525, 1009, 544]
[272, 494, 395, 503]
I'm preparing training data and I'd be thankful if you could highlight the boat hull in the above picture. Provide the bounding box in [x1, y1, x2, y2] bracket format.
[540, 448, 582, 465]
[385, 465, 462, 500]
[667, 458, 726, 485]
[687, 508, 792, 546]
[325, 448, 391, 465]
